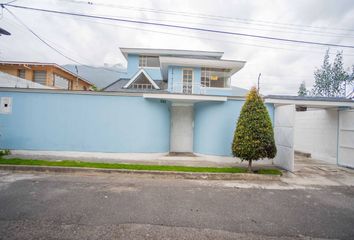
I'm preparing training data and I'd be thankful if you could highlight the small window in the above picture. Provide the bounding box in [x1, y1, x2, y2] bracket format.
[33, 70, 47, 85]
[139, 56, 160, 68]
[18, 69, 26, 79]
[53, 74, 69, 89]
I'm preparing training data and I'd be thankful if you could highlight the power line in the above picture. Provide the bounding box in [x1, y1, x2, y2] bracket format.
[76, 12, 354, 39]
[3, 3, 354, 49]
[59, 0, 354, 33]
[3, 7, 124, 74]
[68, 16, 354, 57]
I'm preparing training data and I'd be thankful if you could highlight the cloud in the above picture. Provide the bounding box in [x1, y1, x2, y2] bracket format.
[0, 0, 354, 94]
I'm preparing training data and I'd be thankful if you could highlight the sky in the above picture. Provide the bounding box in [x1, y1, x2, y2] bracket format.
[1, 0, 354, 95]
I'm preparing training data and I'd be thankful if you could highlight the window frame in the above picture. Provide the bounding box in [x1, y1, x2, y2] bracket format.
[17, 69, 26, 79]
[138, 55, 160, 68]
[201, 67, 231, 89]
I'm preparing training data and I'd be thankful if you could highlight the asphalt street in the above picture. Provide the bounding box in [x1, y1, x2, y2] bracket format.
[0, 171, 353, 240]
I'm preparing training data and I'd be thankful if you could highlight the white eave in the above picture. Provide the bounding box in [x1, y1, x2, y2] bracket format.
[159, 56, 246, 79]
[123, 69, 160, 89]
[119, 48, 224, 60]
[143, 93, 227, 103]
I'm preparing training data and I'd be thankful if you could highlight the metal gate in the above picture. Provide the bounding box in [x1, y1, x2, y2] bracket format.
[273, 104, 295, 171]
[338, 109, 354, 168]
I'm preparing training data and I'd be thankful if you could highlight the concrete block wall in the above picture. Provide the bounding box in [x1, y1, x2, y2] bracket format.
[294, 109, 338, 164]
[0, 90, 171, 153]
[193, 99, 274, 156]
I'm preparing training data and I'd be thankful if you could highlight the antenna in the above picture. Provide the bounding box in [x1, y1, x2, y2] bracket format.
[257, 73, 261, 93]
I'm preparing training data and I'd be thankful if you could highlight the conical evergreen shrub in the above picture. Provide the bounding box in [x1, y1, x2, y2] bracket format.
[232, 87, 276, 171]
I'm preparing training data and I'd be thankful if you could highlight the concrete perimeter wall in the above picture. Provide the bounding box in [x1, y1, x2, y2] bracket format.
[0, 90, 171, 153]
[193, 99, 274, 156]
[294, 109, 338, 164]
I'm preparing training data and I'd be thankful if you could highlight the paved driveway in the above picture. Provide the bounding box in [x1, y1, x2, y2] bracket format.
[0, 170, 353, 240]
[282, 155, 354, 187]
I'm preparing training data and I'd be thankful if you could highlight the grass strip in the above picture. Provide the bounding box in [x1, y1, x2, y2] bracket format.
[0, 158, 282, 175]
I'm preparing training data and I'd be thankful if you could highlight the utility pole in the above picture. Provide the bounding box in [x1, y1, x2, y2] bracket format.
[75, 65, 79, 90]
[257, 73, 261, 93]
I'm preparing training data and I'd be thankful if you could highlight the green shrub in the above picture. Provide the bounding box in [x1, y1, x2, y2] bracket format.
[232, 87, 276, 171]
[0, 149, 10, 157]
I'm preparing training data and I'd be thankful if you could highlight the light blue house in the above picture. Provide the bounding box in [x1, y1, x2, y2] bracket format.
[104, 48, 248, 96]
[103, 48, 254, 153]
[0, 48, 274, 157]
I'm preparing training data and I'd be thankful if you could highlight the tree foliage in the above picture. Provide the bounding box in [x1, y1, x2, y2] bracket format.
[312, 49, 354, 97]
[298, 81, 307, 96]
[232, 87, 276, 171]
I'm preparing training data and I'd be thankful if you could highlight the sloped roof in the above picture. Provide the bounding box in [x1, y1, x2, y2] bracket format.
[102, 79, 167, 92]
[0, 61, 93, 86]
[0, 71, 53, 89]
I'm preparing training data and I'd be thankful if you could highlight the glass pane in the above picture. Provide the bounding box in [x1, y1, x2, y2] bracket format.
[146, 56, 160, 67]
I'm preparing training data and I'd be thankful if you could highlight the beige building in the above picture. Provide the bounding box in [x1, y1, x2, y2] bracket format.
[0, 61, 93, 90]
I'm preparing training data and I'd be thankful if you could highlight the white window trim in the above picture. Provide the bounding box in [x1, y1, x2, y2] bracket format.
[123, 69, 160, 89]
[182, 68, 194, 94]
[139, 56, 160, 68]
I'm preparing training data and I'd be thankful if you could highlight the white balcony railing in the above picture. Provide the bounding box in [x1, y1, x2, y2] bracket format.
[171, 82, 207, 95]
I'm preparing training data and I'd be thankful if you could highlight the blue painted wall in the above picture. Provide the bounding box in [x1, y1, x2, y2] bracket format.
[167, 66, 203, 94]
[0, 91, 171, 153]
[193, 100, 274, 156]
[202, 88, 233, 96]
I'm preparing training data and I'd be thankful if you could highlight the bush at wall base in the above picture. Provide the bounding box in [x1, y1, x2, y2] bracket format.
[232, 87, 277, 172]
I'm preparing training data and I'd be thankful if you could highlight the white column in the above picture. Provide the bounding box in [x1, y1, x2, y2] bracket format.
[273, 104, 295, 171]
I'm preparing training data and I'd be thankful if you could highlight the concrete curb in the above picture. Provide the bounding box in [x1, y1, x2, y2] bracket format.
[0, 165, 281, 181]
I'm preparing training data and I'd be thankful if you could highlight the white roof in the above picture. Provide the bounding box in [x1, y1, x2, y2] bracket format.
[159, 56, 246, 79]
[120, 48, 224, 60]
[0, 71, 53, 89]
[265, 96, 354, 108]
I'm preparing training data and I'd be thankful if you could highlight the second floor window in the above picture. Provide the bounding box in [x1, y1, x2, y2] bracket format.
[201, 68, 231, 88]
[139, 56, 160, 68]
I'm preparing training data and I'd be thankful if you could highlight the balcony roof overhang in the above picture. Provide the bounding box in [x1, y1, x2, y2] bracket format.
[143, 93, 227, 103]
[265, 95, 354, 109]
[159, 56, 246, 79]
[119, 48, 224, 60]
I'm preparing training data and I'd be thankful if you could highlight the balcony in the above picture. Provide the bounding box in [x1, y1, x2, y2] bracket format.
[170, 83, 207, 95]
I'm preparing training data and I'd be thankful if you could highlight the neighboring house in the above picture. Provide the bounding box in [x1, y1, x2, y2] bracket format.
[0, 71, 53, 89]
[103, 48, 248, 96]
[0, 61, 93, 90]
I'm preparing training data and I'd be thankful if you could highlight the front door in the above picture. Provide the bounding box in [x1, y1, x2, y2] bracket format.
[182, 69, 193, 94]
[170, 106, 194, 153]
